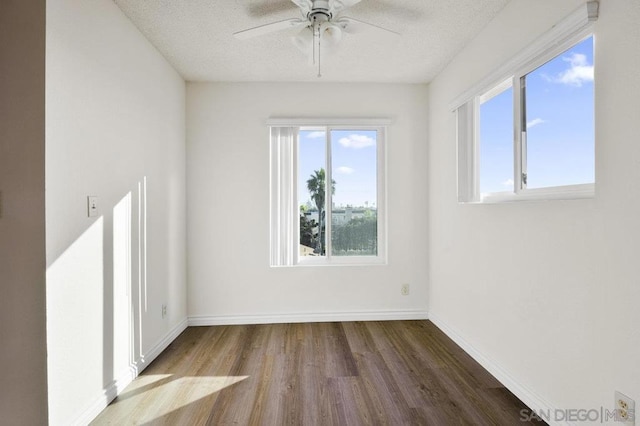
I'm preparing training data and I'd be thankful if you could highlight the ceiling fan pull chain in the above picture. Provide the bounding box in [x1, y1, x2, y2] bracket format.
[312, 19, 317, 66]
[318, 23, 322, 78]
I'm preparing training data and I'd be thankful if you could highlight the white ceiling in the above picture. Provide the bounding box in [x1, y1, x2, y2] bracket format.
[113, 0, 511, 83]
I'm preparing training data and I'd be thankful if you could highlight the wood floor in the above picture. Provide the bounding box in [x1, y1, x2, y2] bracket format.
[91, 320, 544, 425]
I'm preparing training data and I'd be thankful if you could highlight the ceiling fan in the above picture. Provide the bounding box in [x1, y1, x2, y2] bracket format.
[233, 0, 399, 77]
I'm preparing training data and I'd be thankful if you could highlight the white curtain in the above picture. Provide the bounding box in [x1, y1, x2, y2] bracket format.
[269, 126, 298, 266]
[456, 101, 478, 203]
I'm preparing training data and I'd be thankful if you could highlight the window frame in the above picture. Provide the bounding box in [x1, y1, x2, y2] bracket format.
[269, 119, 389, 267]
[454, 1, 598, 204]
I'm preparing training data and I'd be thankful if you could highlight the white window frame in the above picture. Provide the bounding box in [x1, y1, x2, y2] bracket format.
[453, 1, 598, 204]
[269, 118, 389, 267]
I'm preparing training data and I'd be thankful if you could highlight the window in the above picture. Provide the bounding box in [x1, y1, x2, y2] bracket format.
[455, 2, 598, 203]
[270, 121, 386, 266]
[479, 79, 514, 195]
[520, 36, 595, 190]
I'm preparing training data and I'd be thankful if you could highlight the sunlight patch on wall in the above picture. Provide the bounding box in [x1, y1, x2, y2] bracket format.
[113, 192, 133, 381]
[46, 217, 105, 424]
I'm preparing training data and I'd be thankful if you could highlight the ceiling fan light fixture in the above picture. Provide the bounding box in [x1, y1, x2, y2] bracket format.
[322, 24, 343, 46]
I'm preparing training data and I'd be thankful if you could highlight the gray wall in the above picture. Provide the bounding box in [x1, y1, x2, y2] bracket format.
[0, 0, 48, 424]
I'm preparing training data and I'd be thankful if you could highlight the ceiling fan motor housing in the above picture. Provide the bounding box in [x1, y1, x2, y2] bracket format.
[307, 0, 332, 21]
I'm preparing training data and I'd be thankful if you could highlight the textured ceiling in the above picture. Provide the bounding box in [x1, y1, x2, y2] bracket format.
[113, 0, 511, 83]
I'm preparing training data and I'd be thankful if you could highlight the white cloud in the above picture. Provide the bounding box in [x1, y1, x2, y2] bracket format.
[527, 118, 545, 129]
[336, 166, 354, 175]
[338, 134, 375, 149]
[553, 53, 594, 87]
[502, 179, 514, 187]
[306, 131, 325, 139]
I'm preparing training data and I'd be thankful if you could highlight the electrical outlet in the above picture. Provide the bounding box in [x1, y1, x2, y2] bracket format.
[616, 391, 635, 425]
[162, 304, 167, 318]
[401, 283, 410, 296]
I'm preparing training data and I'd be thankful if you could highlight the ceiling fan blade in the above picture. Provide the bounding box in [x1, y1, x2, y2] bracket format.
[328, 0, 363, 14]
[247, 1, 299, 18]
[233, 18, 310, 40]
[335, 16, 399, 36]
[292, 27, 313, 54]
[290, 0, 313, 16]
[363, 0, 425, 21]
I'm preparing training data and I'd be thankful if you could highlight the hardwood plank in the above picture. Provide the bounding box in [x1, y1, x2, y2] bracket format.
[204, 325, 271, 425]
[91, 320, 546, 426]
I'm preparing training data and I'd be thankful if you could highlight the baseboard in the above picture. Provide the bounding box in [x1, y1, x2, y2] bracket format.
[429, 313, 567, 426]
[69, 317, 188, 426]
[136, 317, 189, 372]
[70, 365, 137, 426]
[188, 309, 428, 326]
[70, 368, 135, 426]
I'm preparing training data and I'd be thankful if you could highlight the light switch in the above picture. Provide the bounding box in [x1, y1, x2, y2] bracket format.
[87, 196, 98, 217]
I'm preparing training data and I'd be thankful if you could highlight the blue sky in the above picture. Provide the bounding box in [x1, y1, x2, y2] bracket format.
[298, 129, 377, 209]
[480, 36, 594, 193]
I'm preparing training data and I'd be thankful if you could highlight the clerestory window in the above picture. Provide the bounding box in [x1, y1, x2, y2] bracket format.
[455, 2, 598, 203]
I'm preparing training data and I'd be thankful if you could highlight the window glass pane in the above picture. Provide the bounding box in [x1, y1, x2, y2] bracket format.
[298, 129, 326, 257]
[330, 130, 377, 256]
[524, 36, 594, 188]
[479, 85, 514, 195]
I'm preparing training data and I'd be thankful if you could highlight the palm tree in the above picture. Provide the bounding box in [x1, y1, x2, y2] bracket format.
[306, 168, 335, 255]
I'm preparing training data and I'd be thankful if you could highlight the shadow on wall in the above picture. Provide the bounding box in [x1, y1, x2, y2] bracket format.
[46, 177, 150, 423]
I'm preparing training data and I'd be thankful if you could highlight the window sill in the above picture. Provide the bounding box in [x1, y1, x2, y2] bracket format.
[293, 256, 388, 267]
[464, 183, 594, 204]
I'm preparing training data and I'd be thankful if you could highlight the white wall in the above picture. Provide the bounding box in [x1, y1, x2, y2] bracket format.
[187, 83, 429, 323]
[46, 0, 187, 424]
[0, 1, 48, 424]
[428, 0, 640, 419]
